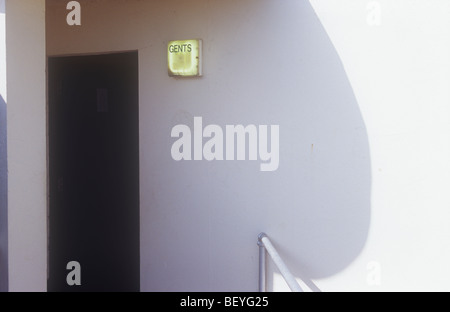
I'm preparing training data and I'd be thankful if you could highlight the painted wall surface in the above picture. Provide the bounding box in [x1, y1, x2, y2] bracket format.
[308, 0, 450, 292]
[45, 0, 450, 292]
[0, 0, 8, 292]
[6, 0, 47, 292]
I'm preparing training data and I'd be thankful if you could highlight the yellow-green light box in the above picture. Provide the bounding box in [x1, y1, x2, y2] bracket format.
[168, 39, 202, 77]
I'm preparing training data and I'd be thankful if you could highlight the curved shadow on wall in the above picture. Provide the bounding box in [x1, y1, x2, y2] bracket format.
[187, 0, 373, 288]
[91, 0, 373, 291]
[256, 1, 371, 284]
[161, 0, 371, 290]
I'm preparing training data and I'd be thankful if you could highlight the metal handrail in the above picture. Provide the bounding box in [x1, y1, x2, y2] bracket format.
[257, 232, 303, 292]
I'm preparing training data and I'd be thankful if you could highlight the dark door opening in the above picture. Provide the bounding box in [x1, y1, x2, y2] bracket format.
[48, 52, 140, 292]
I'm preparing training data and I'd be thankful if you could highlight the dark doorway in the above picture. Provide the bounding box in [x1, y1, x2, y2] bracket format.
[48, 52, 140, 292]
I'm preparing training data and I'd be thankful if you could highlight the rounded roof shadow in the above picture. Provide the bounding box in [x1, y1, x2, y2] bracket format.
[253, 1, 371, 279]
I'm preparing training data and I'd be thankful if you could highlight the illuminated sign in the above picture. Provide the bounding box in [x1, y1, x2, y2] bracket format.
[168, 39, 202, 77]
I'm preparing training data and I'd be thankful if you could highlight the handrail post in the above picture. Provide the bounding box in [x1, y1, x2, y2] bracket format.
[257, 232, 303, 292]
[258, 233, 267, 292]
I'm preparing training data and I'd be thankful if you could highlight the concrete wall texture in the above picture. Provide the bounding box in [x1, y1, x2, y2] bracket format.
[2, 0, 449, 291]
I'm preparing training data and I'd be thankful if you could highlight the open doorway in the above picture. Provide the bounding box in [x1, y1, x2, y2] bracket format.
[48, 52, 140, 292]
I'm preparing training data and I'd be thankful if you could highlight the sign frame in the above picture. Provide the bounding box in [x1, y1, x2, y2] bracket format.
[167, 39, 203, 77]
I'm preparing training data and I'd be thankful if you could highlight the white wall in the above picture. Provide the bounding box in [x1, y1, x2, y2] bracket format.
[0, 0, 8, 292]
[45, 0, 450, 292]
[307, 0, 450, 291]
[6, 0, 47, 292]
